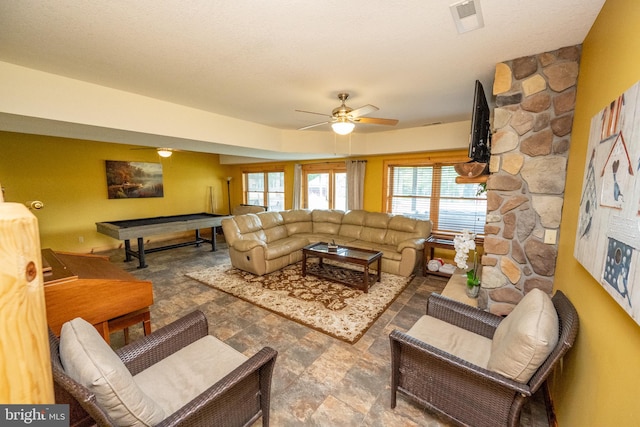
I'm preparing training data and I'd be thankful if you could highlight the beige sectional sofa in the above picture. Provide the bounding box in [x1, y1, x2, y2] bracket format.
[221, 209, 432, 277]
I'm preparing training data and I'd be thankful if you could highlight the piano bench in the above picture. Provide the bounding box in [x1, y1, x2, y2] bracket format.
[107, 308, 151, 345]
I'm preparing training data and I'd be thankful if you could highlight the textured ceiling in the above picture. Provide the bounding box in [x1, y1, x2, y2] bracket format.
[0, 1, 605, 145]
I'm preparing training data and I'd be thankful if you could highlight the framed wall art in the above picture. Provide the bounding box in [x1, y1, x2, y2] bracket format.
[105, 160, 164, 199]
[575, 81, 640, 325]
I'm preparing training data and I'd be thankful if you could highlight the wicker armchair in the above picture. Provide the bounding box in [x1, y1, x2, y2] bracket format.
[50, 310, 277, 427]
[389, 291, 578, 427]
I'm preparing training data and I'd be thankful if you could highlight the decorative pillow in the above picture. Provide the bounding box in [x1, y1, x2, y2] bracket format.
[60, 318, 165, 427]
[487, 288, 559, 383]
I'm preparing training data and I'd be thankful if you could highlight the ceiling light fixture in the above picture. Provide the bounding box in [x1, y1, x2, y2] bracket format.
[331, 118, 355, 135]
[157, 148, 173, 158]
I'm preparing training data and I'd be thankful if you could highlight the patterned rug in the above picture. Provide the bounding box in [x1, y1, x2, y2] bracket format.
[186, 262, 413, 343]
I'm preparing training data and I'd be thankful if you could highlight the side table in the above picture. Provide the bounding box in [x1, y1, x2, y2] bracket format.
[424, 235, 456, 277]
[423, 234, 484, 277]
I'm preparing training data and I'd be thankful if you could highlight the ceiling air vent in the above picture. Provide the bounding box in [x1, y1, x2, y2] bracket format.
[450, 0, 484, 34]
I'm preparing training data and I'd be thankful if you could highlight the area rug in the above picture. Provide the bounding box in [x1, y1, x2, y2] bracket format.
[186, 262, 413, 343]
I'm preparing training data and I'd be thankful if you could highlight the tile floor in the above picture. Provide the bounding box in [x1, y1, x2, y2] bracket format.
[103, 240, 549, 426]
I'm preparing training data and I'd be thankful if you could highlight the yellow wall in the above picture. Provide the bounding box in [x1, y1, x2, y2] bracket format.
[0, 131, 232, 252]
[551, 0, 640, 425]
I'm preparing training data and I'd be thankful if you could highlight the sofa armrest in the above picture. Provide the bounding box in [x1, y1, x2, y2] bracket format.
[117, 310, 209, 375]
[426, 293, 502, 339]
[232, 239, 267, 252]
[397, 237, 426, 252]
[156, 346, 278, 427]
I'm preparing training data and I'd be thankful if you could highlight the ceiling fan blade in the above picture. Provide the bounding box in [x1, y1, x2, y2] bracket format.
[295, 109, 333, 118]
[297, 121, 331, 131]
[349, 104, 379, 118]
[356, 117, 399, 126]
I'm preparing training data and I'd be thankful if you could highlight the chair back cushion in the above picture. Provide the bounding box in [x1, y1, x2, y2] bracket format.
[487, 288, 559, 383]
[60, 318, 165, 427]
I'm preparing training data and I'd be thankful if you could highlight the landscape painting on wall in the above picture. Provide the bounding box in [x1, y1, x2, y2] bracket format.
[105, 160, 164, 199]
[575, 81, 640, 326]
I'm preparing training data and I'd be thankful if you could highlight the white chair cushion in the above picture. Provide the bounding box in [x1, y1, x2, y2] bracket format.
[134, 335, 249, 415]
[487, 288, 559, 383]
[407, 315, 493, 368]
[60, 318, 165, 427]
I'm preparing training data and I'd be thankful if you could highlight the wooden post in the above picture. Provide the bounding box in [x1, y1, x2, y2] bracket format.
[0, 202, 54, 403]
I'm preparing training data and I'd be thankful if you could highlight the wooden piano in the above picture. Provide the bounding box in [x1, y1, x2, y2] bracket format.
[42, 249, 153, 344]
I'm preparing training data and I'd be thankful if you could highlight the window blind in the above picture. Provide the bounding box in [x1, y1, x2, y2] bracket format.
[388, 164, 486, 234]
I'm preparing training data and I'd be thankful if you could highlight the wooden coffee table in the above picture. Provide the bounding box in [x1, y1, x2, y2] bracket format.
[301, 242, 383, 293]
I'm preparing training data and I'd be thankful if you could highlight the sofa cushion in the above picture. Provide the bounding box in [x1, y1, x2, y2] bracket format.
[134, 335, 248, 415]
[233, 213, 267, 242]
[259, 212, 288, 243]
[60, 318, 165, 427]
[234, 213, 262, 233]
[258, 211, 284, 228]
[360, 212, 391, 244]
[407, 315, 492, 368]
[296, 233, 356, 246]
[264, 225, 288, 242]
[281, 209, 313, 234]
[350, 241, 403, 261]
[338, 210, 366, 239]
[384, 215, 430, 246]
[311, 209, 344, 235]
[263, 236, 309, 260]
[487, 288, 559, 383]
[281, 209, 312, 222]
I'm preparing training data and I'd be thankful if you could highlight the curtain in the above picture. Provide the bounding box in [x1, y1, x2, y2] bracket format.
[346, 160, 366, 210]
[292, 164, 302, 209]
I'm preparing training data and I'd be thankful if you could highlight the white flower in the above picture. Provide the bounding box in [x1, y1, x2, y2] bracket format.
[453, 229, 476, 270]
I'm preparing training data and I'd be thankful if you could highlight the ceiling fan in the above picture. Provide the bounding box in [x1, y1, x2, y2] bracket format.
[296, 93, 398, 135]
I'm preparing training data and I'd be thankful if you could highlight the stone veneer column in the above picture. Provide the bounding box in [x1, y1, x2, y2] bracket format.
[480, 45, 580, 315]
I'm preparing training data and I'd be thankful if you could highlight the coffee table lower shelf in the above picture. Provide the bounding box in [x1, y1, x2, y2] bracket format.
[305, 262, 380, 292]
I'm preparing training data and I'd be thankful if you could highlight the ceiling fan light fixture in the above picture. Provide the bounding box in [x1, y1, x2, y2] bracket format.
[157, 148, 173, 157]
[331, 121, 355, 135]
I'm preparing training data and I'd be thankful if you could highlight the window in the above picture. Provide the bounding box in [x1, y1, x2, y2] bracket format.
[302, 163, 346, 210]
[243, 171, 284, 211]
[386, 161, 486, 234]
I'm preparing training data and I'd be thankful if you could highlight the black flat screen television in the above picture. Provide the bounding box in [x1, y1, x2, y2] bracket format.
[468, 80, 491, 163]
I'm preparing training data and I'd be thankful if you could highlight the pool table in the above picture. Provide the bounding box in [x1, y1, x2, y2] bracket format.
[96, 213, 231, 268]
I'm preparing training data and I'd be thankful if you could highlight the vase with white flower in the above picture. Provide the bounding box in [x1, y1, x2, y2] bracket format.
[453, 229, 480, 298]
